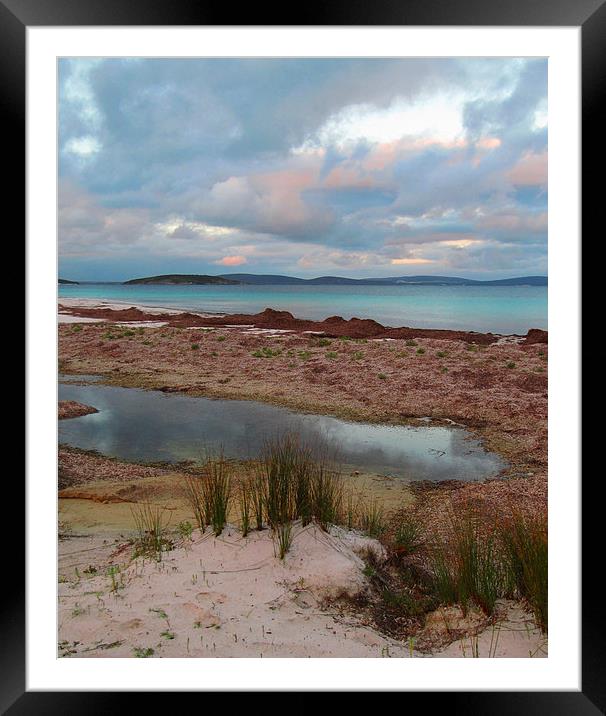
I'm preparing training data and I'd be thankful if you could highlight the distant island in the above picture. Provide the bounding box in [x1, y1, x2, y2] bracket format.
[124, 274, 240, 286]
[58, 278, 79, 285]
[122, 273, 547, 287]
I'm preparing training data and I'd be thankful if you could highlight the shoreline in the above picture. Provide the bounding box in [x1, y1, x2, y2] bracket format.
[58, 298, 547, 345]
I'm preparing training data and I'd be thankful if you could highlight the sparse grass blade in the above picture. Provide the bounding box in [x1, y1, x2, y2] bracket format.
[250, 468, 266, 530]
[181, 474, 206, 531]
[238, 476, 251, 537]
[310, 464, 343, 531]
[358, 498, 386, 538]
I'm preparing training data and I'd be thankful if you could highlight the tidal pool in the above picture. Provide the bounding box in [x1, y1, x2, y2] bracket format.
[58, 377, 506, 481]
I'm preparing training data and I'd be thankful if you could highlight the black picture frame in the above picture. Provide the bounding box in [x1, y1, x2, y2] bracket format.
[9, 0, 594, 709]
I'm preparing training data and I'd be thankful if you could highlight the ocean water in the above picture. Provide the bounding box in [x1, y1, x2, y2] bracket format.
[59, 282, 547, 335]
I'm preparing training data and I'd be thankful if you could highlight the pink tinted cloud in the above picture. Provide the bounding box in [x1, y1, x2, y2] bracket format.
[322, 165, 378, 190]
[363, 137, 468, 172]
[476, 137, 501, 150]
[217, 255, 247, 266]
[507, 151, 548, 186]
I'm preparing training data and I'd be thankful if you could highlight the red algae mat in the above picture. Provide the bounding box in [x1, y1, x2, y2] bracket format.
[59, 304, 547, 344]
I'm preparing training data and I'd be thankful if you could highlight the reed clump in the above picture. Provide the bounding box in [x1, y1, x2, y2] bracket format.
[130, 503, 172, 560]
[353, 503, 547, 643]
[181, 451, 232, 535]
[427, 509, 506, 615]
[247, 435, 346, 555]
[499, 509, 548, 632]
[202, 452, 231, 536]
[423, 504, 547, 631]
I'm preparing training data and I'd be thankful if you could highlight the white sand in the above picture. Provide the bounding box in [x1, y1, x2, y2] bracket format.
[58, 524, 546, 659]
[58, 297, 222, 318]
[58, 313, 105, 324]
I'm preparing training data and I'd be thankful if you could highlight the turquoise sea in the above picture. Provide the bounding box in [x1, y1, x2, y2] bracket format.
[59, 283, 547, 335]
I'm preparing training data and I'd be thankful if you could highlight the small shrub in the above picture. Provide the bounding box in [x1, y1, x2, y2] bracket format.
[506, 361, 516, 369]
[191, 343, 199, 350]
[216, 335, 226, 342]
[436, 351, 448, 358]
[405, 339, 418, 347]
[416, 347, 426, 355]
[253, 347, 282, 358]
[177, 520, 193, 540]
[317, 338, 331, 347]
[378, 373, 387, 380]
[381, 589, 430, 617]
[394, 513, 423, 555]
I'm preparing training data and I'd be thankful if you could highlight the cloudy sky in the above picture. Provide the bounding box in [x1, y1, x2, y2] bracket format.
[58, 58, 547, 281]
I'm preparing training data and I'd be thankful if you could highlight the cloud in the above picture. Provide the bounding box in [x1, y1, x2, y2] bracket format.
[507, 151, 547, 186]
[217, 255, 247, 266]
[391, 258, 435, 265]
[63, 135, 102, 158]
[59, 57, 548, 279]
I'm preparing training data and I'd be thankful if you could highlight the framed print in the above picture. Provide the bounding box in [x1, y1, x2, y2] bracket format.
[9, 0, 596, 709]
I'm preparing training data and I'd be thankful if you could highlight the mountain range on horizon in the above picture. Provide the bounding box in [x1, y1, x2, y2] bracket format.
[59, 273, 548, 287]
[216, 274, 548, 287]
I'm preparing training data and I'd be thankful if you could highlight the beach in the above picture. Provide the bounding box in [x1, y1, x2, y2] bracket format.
[58, 299, 547, 658]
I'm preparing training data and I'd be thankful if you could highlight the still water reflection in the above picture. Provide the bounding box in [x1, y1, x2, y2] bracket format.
[58, 377, 506, 481]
